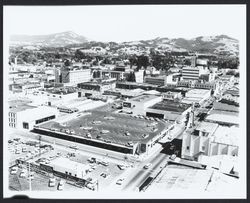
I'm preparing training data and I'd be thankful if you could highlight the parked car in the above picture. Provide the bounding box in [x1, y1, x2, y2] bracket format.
[87, 157, 96, 163]
[49, 177, 56, 187]
[57, 180, 64, 191]
[118, 165, 126, 170]
[116, 178, 125, 185]
[10, 167, 18, 175]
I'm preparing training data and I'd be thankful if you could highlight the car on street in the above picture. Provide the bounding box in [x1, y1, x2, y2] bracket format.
[170, 154, 177, 160]
[144, 163, 152, 169]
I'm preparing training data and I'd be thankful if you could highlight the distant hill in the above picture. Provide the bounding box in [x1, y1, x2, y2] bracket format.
[131, 35, 239, 56]
[10, 31, 88, 47]
[10, 32, 239, 57]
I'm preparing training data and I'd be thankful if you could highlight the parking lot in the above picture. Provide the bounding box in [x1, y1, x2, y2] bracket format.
[8, 133, 130, 192]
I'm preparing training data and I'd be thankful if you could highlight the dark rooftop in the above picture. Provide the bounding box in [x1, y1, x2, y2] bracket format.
[149, 100, 191, 113]
[43, 87, 77, 95]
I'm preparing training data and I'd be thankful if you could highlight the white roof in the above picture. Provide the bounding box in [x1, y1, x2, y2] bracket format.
[196, 122, 218, 133]
[19, 106, 57, 121]
[50, 157, 90, 172]
[206, 110, 239, 125]
[213, 126, 239, 146]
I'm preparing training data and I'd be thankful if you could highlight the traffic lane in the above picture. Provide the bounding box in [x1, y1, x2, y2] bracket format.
[122, 153, 169, 191]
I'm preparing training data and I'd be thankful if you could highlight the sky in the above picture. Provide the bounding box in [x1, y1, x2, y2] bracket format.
[4, 5, 246, 42]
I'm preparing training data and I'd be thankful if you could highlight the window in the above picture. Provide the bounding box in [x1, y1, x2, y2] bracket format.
[23, 122, 29, 129]
[202, 146, 205, 151]
[186, 146, 190, 150]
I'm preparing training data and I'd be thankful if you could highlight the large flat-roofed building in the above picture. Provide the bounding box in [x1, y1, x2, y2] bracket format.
[182, 89, 211, 105]
[144, 76, 167, 86]
[122, 95, 162, 115]
[61, 67, 91, 85]
[33, 110, 173, 155]
[146, 100, 192, 121]
[182, 122, 239, 160]
[8, 105, 58, 130]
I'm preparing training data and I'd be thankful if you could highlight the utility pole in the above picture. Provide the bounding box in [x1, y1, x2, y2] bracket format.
[28, 162, 32, 191]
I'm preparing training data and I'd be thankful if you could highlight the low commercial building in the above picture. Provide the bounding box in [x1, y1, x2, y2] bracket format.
[181, 89, 211, 105]
[37, 87, 79, 106]
[182, 122, 239, 161]
[205, 110, 239, 126]
[162, 91, 182, 101]
[144, 76, 167, 86]
[41, 157, 90, 179]
[145, 100, 192, 122]
[8, 105, 58, 130]
[220, 75, 235, 83]
[122, 95, 162, 115]
[77, 80, 116, 94]
[222, 88, 239, 103]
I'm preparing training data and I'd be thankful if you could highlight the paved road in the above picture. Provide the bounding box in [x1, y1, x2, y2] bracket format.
[121, 153, 170, 192]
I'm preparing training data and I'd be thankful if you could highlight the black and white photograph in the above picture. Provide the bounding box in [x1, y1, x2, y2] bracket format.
[3, 4, 247, 199]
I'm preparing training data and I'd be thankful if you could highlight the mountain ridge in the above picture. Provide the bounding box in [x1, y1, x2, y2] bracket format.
[10, 31, 239, 56]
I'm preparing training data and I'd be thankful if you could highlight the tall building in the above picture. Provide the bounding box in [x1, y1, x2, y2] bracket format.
[191, 56, 197, 67]
[61, 67, 91, 85]
[182, 67, 200, 80]
[182, 66, 210, 81]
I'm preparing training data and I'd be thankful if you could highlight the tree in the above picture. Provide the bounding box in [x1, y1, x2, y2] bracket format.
[64, 59, 71, 66]
[127, 72, 136, 82]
